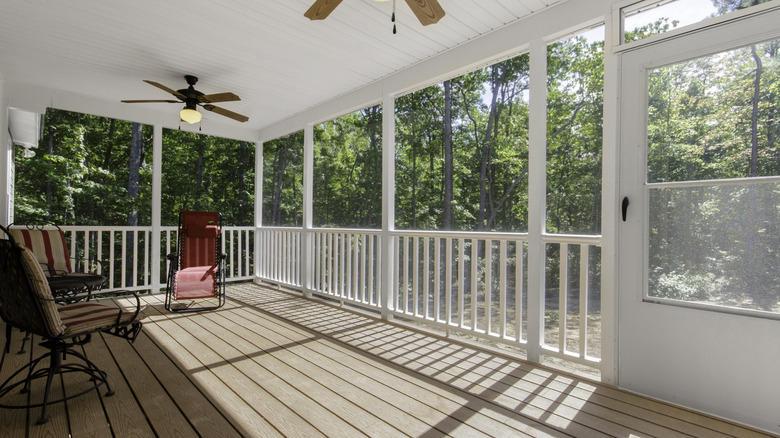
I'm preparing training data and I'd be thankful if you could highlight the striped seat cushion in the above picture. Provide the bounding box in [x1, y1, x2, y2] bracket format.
[9, 227, 72, 276]
[59, 301, 142, 336]
[16, 244, 66, 337]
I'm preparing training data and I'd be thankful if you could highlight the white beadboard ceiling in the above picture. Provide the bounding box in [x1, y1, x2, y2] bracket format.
[0, 0, 561, 133]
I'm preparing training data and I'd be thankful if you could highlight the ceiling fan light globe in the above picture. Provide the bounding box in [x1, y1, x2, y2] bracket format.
[180, 107, 202, 124]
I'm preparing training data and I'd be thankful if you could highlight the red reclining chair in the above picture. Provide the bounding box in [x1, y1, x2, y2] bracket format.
[165, 211, 226, 312]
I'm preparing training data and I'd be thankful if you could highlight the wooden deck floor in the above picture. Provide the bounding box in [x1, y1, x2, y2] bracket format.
[0, 283, 775, 438]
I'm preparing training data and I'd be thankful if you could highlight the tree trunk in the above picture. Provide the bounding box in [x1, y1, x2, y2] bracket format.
[238, 141, 248, 225]
[750, 44, 762, 178]
[272, 143, 288, 226]
[443, 80, 453, 230]
[477, 66, 504, 231]
[486, 167, 528, 229]
[46, 113, 55, 221]
[411, 139, 418, 229]
[746, 44, 763, 299]
[102, 118, 116, 169]
[193, 140, 204, 211]
[127, 122, 142, 226]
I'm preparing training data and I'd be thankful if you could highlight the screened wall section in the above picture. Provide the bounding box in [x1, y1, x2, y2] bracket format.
[258, 33, 606, 377]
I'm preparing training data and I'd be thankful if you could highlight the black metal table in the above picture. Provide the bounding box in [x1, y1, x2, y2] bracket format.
[47, 273, 106, 302]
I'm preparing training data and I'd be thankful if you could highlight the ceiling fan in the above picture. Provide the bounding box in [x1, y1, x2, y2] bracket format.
[304, 0, 445, 27]
[121, 75, 249, 124]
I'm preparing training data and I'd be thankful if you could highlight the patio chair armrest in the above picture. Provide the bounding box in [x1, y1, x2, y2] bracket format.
[107, 290, 144, 324]
[219, 252, 228, 260]
[166, 253, 177, 261]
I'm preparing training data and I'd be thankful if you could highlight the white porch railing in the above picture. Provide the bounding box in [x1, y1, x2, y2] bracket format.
[256, 227, 602, 367]
[257, 227, 302, 288]
[59, 225, 601, 367]
[60, 225, 255, 292]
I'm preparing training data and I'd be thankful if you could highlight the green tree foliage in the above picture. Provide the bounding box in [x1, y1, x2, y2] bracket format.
[395, 54, 531, 232]
[546, 30, 604, 235]
[647, 35, 780, 311]
[15, 111, 254, 227]
[713, 0, 773, 13]
[263, 131, 303, 226]
[161, 129, 254, 226]
[14, 108, 152, 226]
[313, 106, 382, 228]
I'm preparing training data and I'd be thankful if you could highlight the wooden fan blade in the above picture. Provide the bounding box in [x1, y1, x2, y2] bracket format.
[143, 80, 186, 100]
[404, 0, 445, 26]
[121, 99, 180, 103]
[198, 92, 241, 103]
[202, 104, 249, 123]
[304, 0, 343, 21]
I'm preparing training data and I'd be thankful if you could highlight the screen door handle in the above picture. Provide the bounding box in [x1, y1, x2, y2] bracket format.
[622, 197, 630, 221]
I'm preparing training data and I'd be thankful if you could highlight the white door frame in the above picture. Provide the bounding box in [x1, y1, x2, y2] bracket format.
[617, 8, 780, 433]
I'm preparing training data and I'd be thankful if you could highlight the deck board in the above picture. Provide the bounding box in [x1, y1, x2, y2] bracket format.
[0, 283, 777, 438]
[61, 342, 112, 438]
[27, 338, 68, 438]
[128, 330, 242, 438]
[218, 307, 493, 437]
[0, 332, 33, 438]
[82, 331, 157, 438]
[196, 309, 397, 437]
[101, 330, 198, 438]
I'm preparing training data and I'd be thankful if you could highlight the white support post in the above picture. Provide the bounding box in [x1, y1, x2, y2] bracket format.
[0, 86, 11, 225]
[301, 124, 314, 298]
[151, 125, 162, 293]
[254, 140, 263, 281]
[600, 4, 621, 385]
[380, 93, 395, 320]
[527, 38, 548, 364]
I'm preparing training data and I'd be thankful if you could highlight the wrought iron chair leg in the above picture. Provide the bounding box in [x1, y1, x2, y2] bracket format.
[18, 331, 30, 354]
[3, 324, 10, 354]
[19, 352, 49, 394]
[36, 342, 63, 425]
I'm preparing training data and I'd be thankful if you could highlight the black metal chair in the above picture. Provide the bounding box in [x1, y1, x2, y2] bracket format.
[8, 224, 107, 303]
[0, 225, 144, 425]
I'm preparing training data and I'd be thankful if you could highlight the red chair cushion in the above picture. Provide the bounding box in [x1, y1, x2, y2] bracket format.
[174, 266, 217, 300]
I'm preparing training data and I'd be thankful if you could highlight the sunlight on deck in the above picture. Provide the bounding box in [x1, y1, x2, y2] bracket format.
[0, 283, 773, 437]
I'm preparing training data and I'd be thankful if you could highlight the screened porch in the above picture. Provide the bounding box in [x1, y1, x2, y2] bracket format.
[1, 0, 780, 436]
